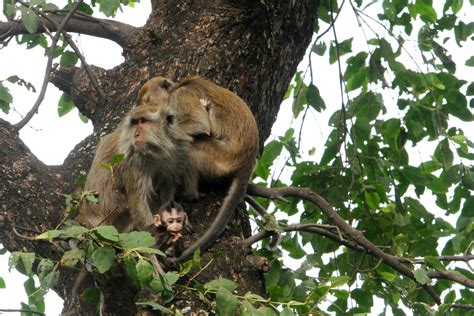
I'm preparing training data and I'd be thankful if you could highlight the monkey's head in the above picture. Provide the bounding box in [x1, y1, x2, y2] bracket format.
[118, 104, 192, 164]
[137, 77, 175, 107]
[154, 201, 187, 236]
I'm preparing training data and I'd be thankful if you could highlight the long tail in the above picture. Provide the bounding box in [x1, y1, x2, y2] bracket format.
[174, 176, 249, 263]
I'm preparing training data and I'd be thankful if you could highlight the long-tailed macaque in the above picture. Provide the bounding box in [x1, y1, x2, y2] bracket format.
[147, 201, 188, 257]
[138, 76, 259, 263]
[77, 96, 196, 232]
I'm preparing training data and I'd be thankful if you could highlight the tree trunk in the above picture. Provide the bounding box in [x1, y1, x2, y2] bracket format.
[0, 0, 317, 314]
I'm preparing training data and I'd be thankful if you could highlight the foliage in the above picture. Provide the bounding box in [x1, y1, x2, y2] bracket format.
[1, 0, 474, 315]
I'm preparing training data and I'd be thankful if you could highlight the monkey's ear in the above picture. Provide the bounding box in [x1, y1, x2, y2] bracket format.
[153, 214, 162, 227]
[159, 79, 174, 92]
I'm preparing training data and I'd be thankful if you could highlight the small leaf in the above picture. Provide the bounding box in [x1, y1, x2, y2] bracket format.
[306, 84, 326, 112]
[205, 278, 237, 292]
[62, 225, 89, 238]
[311, 41, 327, 56]
[329, 275, 350, 287]
[21, 253, 36, 275]
[20, 7, 38, 33]
[136, 258, 154, 285]
[61, 248, 85, 268]
[58, 93, 75, 117]
[99, 0, 120, 17]
[215, 288, 240, 316]
[413, 268, 431, 285]
[110, 154, 125, 165]
[91, 247, 116, 273]
[60, 51, 78, 67]
[0, 277, 5, 288]
[380, 272, 396, 282]
[35, 230, 61, 240]
[118, 231, 155, 248]
[79, 111, 89, 123]
[466, 56, 474, 67]
[92, 226, 119, 243]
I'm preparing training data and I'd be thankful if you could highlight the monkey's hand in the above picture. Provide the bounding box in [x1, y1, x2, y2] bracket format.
[168, 233, 183, 244]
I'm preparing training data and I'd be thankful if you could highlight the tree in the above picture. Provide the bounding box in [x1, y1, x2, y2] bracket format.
[0, 0, 473, 315]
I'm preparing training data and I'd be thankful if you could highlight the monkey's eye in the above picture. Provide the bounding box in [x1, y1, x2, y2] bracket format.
[130, 118, 139, 126]
[166, 114, 175, 125]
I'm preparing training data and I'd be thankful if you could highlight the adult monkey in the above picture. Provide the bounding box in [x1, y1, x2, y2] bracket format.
[139, 76, 259, 264]
[77, 89, 196, 232]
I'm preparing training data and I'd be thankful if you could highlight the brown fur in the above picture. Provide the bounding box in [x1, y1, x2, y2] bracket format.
[77, 102, 195, 232]
[140, 76, 259, 262]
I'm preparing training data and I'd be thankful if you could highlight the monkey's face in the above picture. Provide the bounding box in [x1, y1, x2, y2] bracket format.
[119, 105, 190, 162]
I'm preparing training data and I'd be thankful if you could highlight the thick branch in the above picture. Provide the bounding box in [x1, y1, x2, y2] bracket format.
[0, 12, 138, 47]
[247, 184, 442, 305]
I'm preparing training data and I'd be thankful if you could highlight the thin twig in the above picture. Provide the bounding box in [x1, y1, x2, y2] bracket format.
[19, 1, 105, 100]
[14, 0, 83, 131]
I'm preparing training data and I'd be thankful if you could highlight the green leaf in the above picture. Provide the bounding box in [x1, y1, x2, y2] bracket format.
[136, 301, 172, 314]
[82, 287, 101, 306]
[451, 0, 463, 14]
[79, 111, 89, 123]
[20, 252, 36, 275]
[329, 38, 353, 64]
[0, 277, 5, 288]
[92, 226, 120, 243]
[132, 247, 165, 256]
[60, 51, 78, 67]
[306, 84, 326, 112]
[61, 248, 85, 268]
[329, 275, 350, 287]
[466, 56, 474, 67]
[35, 230, 61, 240]
[215, 287, 240, 316]
[99, 0, 120, 17]
[311, 41, 327, 56]
[413, 268, 431, 285]
[205, 278, 237, 292]
[434, 139, 453, 169]
[118, 231, 155, 248]
[424, 256, 445, 271]
[0, 83, 13, 114]
[91, 247, 116, 273]
[380, 272, 396, 282]
[110, 153, 125, 165]
[58, 93, 75, 117]
[62, 225, 89, 238]
[20, 7, 38, 33]
[136, 258, 154, 285]
[413, 0, 437, 22]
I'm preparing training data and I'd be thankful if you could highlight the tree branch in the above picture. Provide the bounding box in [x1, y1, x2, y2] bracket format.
[247, 184, 442, 305]
[13, 1, 82, 131]
[427, 271, 474, 289]
[0, 11, 138, 48]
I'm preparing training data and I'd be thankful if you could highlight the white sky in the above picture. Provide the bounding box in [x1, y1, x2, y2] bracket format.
[0, 1, 473, 315]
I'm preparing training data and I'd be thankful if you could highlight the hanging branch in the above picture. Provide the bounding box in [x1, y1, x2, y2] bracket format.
[13, 0, 83, 131]
[246, 184, 443, 304]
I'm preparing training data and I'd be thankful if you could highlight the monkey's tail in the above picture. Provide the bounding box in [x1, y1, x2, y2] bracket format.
[174, 176, 248, 263]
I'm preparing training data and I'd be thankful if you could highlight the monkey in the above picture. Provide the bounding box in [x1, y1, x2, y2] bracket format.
[138, 76, 259, 264]
[76, 98, 196, 232]
[147, 201, 188, 258]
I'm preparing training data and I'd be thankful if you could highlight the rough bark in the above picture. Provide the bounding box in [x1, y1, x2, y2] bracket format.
[0, 0, 317, 314]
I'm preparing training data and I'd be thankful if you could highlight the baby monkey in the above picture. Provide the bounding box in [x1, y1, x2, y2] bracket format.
[148, 201, 188, 258]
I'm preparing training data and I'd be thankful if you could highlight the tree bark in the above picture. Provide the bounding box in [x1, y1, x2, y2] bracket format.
[0, 0, 317, 314]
